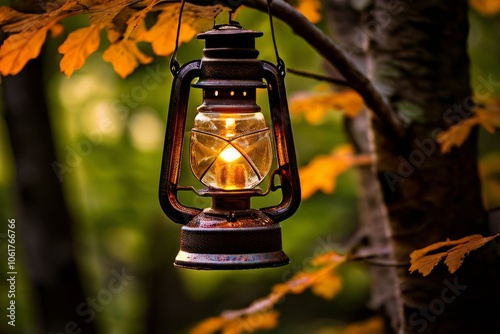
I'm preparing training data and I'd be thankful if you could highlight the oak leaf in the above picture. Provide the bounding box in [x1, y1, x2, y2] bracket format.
[58, 25, 101, 78]
[102, 39, 153, 78]
[0, 27, 49, 76]
[409, 234, 500, 276]
[141, 2, 227, 56]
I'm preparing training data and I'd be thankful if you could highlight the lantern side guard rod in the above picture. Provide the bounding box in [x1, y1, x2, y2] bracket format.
[260, 61, 301, 222]
[159, 60, 203, 224]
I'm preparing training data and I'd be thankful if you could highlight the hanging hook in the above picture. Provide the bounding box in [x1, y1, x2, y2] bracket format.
[170, 0, 187, 76]
[266, 0, 285, 78]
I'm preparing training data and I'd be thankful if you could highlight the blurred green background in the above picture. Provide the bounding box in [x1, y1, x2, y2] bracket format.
[1, 5, 499, 334]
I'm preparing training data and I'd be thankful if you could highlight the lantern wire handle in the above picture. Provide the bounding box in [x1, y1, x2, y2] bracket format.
[266, 0, 285, 77]
[170, 0, 187, 76]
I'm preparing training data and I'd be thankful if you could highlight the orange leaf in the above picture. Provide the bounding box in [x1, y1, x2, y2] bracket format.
[444, 234, 499, 273]
[296, 0, 322, 23]
[476, 104, 500, 134]
[142, 3, 226, 56]
[299, 144, 372, 200]
[408, 252, 448, 277]
[311, 272, 342, 300]
[409, 234, 500, 276]
[190, 317, 226, 334]
[311, 251, 346, 266]
[0, 0, 79, 76]
[343, 317, 385, 334]
[58, 25, 101, 78]
[436, 117, 479, 154]
[0, 27, 49, 76]
[290, 88, 364, 124]
[222, 311, 280, 334]
[102, 39, 153, 78]
[469, 0, 500, 15]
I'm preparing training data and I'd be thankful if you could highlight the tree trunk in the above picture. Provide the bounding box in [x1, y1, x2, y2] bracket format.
[2, 53, 98, 333]
[365, 0, 500, 332]
[325, 1, 402, 332]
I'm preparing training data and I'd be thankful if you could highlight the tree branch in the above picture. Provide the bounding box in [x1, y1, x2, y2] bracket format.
[244, 0, 405, 138]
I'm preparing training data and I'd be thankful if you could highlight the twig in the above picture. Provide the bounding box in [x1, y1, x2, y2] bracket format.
[287, 68, 351, 87]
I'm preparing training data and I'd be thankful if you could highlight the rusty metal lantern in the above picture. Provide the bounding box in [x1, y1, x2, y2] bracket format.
[159, 22, 300, 270]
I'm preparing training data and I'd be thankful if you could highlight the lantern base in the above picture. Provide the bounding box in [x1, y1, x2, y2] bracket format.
[174, 211, 289, 270]
[174, 250, 289, 270]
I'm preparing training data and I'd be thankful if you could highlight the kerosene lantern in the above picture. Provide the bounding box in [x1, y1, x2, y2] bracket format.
[159, 21, 300, 269]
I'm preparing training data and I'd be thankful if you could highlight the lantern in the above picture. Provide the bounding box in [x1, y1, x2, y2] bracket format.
[159, 22, 300, 270]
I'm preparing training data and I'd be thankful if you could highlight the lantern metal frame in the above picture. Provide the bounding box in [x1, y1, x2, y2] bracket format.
[159, 23, 300, 270]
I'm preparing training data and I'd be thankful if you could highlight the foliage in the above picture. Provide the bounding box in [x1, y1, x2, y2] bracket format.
[409, 234, 500, 276]
[0, 0, 321, 79]
[190, 252, 346, 334]
[0, 0, 229, 78]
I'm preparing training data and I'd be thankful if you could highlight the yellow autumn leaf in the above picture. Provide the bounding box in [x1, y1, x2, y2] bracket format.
[58, 25, 101, 78]
[0, 27, 49, 76]
[296, 0, 322, 23]
[409, 233, 500, 276]
[299, 144, 372, 200]
[102, 39, 153, 78]
[289, 89, 364, 125]
[469, 0, 500, 15]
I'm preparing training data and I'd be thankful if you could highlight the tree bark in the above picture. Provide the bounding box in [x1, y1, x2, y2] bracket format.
[2, 53, 98, 333]
[367, 0, 500, 332]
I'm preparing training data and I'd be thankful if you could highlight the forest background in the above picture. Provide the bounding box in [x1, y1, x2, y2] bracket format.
[1, 0, 500, 333]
